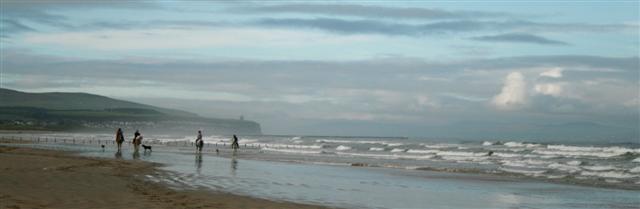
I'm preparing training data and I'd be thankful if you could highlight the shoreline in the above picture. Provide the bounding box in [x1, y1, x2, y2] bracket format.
[3, 135, 639, 192]
[0, 144, 333, 209]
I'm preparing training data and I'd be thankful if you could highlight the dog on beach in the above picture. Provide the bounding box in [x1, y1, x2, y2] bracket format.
[142, 144, 152, 152]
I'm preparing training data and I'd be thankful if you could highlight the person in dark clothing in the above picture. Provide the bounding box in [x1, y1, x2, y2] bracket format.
[115, 128, 125, 150]
[231, 135, 240, 150]
[195, 130, 204, 152]
[132, 130, 143, 152]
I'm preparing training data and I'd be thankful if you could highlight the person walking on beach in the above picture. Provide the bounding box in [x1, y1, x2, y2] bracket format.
[195, 130, 204, 153]
[231, 135, 240, 150]
[132, 130, 143, 152]
[115, 128, 125, 150]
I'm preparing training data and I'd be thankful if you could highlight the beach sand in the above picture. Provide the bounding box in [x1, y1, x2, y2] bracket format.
[0, 145, 331, 209]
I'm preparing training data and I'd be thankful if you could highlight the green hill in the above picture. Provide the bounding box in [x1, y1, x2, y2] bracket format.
[0, 88, 261, 134]
[0, 88, 196, 117]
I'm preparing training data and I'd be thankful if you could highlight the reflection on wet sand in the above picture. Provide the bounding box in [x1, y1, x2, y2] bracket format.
[132, 150, 140, 160]
[114, 150, 122, 159]
[195, 153, 203, 174]
[231, 157, 238, 176]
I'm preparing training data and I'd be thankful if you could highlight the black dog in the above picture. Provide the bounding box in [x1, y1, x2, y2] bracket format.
[142, 144, 152, 152]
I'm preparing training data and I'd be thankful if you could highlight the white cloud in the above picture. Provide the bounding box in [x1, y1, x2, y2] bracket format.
[21, 27, 375, 50]
[492, 72, 526, 109]
[623, 98, 640, 107]
[534, 83, 564, 97]
[414, 95, 439, 109]
[417, 76, 450, 82]
[539, 67, 563, 78]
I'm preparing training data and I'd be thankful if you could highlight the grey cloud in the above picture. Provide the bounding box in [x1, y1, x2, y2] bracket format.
[1, 0, 158, 10]
[0, 0, 160, 38]
[0, 19, 37, 39]
[471, 33, 569, 45]
[3, 52, 637, 138]
[233, 4, 509, 20]
[254, 18, 636, 36]
[3, 52, 637, 86]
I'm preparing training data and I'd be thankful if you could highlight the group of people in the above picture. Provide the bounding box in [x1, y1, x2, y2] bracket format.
[115, 128, 240, 153]
[114, 128, 143, 152]
[195, 130, 240, 153]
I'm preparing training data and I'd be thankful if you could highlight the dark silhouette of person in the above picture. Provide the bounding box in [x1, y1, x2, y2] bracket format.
[132, 130, 142, 152]
[195, 130, 204, 152]
[115, 128, 125, 150]
[231, 135, 240, 150]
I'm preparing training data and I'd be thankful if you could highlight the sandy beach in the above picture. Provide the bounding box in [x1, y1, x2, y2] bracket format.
[0, 144, 331, 209]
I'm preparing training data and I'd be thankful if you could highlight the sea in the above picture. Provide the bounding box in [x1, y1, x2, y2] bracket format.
[2, 132, 639, 209]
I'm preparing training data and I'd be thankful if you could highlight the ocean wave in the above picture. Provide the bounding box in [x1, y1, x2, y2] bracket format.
[633, 157, 640, 163]
[369, 147, 385, 151]
[261, 147, 323, 154]
[440, 155, 488, 163]
[500, 161, 529, 168]
[532, 150, 623, 158]
[492, 152, 521, 158]
[336, 152, 396, 159]
[500, 159, 548, 168]
[336, 152, 434, 160]
[396, 155, 435, 160]
[390, 148, 407, 153]
[547, 145, 639, 154]
[317, 139, 372, 144]
[499, 167, 546, 176]
[406, 149, 438, 154]
[545, 174, 567, 179]
[566, 160, 582, 166]
[423, 144, 457, 149]
[582, 165, 617, 171]
[336, 145, 352, 151]
[548, 163, 581, 173]
[436, 151, 488, 157]
[630, 167, 640, 173]
[254, 143, 323, 149]
[580, 171, 638, 179]
[504, 142, 541, 148]
[316, 139, 402, 147]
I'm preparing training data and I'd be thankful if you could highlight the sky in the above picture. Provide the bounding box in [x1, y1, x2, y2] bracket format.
[1, 1, 638, 140]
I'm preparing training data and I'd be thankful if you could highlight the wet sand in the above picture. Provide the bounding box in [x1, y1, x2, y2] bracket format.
[0, 145, 332, 209]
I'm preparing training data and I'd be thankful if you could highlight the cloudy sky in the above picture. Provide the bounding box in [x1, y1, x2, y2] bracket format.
[1, 1, 638, 140]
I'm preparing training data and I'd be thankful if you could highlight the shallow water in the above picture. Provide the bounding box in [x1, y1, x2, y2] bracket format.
[12, 133, 639, 189]
[5, 142, 640, 209]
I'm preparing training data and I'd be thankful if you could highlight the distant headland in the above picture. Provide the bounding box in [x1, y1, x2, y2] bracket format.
[0, 88, 261, 135]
